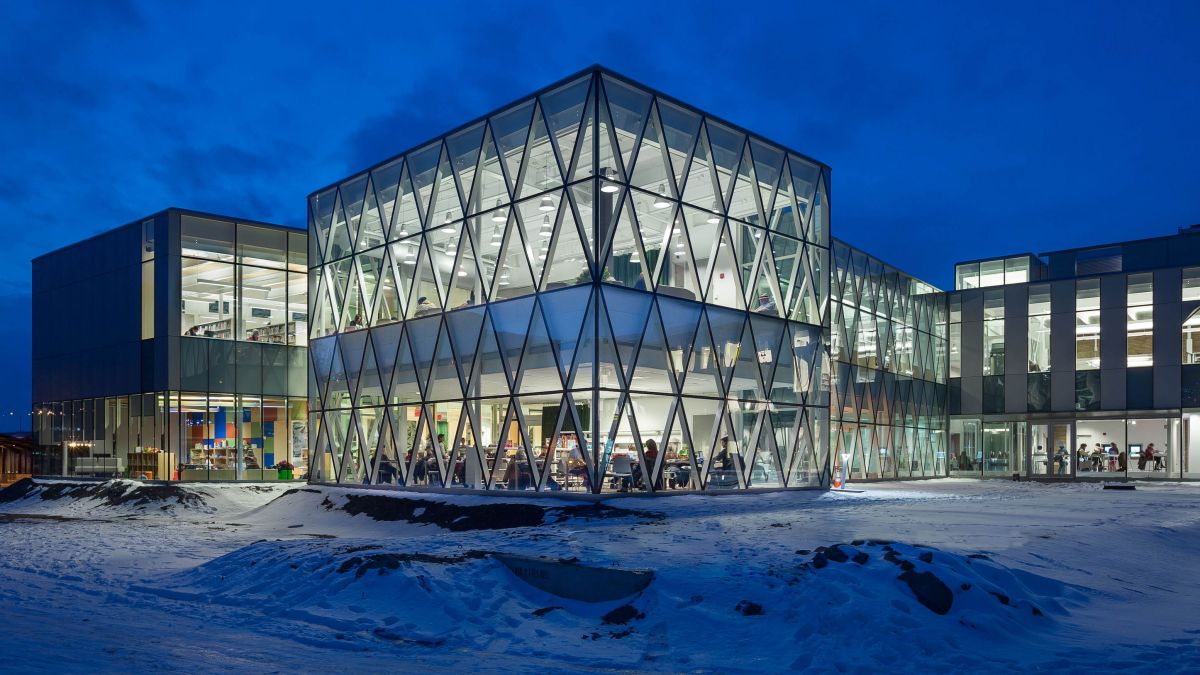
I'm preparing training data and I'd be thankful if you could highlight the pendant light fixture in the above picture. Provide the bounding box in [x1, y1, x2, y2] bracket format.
[539, 194, 555, 211]
[707, 201, 720, 224]
[540, 215, 553, 237]
[443, 211, 453, 225]
[491, 199, 507, 223]
[599, 167, 620, 193]
[653, 184, 670, 209]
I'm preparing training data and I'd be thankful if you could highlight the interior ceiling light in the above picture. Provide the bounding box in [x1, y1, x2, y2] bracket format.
[629, 248, 640, 263]
[707, 202, 721, 224]
[539, 195, 555, 211]
[653, 184, 670, 209]
[491, 199, 507, 222]
[540, 215, 553, 237]
[600, 167, 620, 193]
[444, 211, 453, 224]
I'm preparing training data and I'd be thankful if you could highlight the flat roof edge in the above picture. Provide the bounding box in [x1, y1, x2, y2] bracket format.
[306, 64, 831, 200]
[31, 207, 300, 263]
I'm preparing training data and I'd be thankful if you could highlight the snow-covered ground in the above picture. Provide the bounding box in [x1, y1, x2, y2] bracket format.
[1, 478, 1198, 673]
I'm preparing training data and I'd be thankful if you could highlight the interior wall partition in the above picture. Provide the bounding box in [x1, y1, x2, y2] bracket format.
[307, 68, 832, 493]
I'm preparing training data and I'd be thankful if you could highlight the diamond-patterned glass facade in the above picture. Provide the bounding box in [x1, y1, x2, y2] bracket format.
[830, 240, 948, 480]
[307, 69, 834, 492]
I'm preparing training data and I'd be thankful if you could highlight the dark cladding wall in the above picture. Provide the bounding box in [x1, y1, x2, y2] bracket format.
[830, 240, 948, 479]
[32, 216, 157, 402]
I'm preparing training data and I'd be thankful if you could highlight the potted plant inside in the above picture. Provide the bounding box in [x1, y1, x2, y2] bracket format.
[274, 460, 296, 480]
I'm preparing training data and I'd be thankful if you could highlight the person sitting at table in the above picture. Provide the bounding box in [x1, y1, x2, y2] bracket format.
[1144, 443, 1158, 471]
[502, 454, 520, 489]
[753, 291, 776, 314]
[714, 436, 738, 471]
[377, 454, 398, 484]
[415, 296, 436, 315]
[1117, 445, 1128, 472]
[643, 439, 660, 489]
[411, 450, 428, 484]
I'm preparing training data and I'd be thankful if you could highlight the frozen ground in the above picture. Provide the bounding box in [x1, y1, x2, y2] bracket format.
[1, 478, 1198, 673]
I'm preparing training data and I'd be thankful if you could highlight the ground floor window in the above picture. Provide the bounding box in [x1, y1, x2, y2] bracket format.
[951, 415, 1182, 479]
[35, 392, 308, 481]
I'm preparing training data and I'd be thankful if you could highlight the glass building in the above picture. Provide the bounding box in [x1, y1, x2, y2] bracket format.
[307, 67, 834, 492]
[830, 241, 948, 480]
[32, 209, 309, 480]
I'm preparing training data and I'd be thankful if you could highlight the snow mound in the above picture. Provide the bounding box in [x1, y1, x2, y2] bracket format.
[135, 535, 1089, 671]
[0, 478, 289, 517]
[138, 538, 660, 666]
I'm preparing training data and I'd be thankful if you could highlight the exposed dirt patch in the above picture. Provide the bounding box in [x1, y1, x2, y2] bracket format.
[326, 493, 661, 532]
[335, 550, 492, 578]
[600, 604, 644, 625]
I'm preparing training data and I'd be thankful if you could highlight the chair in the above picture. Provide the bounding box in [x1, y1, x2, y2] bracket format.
[609, 455, 634, 490]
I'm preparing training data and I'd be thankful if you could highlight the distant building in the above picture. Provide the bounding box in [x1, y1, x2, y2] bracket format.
[0, 433, 35, 486]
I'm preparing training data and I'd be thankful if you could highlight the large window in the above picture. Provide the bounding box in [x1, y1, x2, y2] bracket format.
[949, 295, 961, 377]
[983, 289, 1004, 375]
[1183, 267, 1200, 301]
[181, 257, 237, 338]
[1028, 284, 1050, 372]
[181, 217, 306, 344]
[1076, 279, 1100, 370]
[1184, 308, 1200, 364]
[1127, 273, 1153, 367]
[954, 256, 1034, 290]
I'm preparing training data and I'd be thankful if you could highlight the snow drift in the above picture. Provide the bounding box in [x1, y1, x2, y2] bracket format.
[138, 534, 1086, 671]
[0, 477, 290, 517]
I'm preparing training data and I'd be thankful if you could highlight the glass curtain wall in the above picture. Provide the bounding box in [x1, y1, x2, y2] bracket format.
[32, 392, 308, 480]
[307, 70, 832, 492]
[829, 242, 948, 481]
[181, 216, 308, 344]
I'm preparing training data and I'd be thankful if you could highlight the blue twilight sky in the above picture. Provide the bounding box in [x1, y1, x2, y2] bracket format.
[1, 0, 1198, 425]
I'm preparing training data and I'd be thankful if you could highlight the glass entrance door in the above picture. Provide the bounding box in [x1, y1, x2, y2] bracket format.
[982, 422, 1026, 476]
[1030, 422, 1073, 477]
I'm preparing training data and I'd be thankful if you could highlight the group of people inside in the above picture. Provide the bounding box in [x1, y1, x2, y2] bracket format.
[1073, 441, 1162, 473]
[607, 436, 742, 492]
